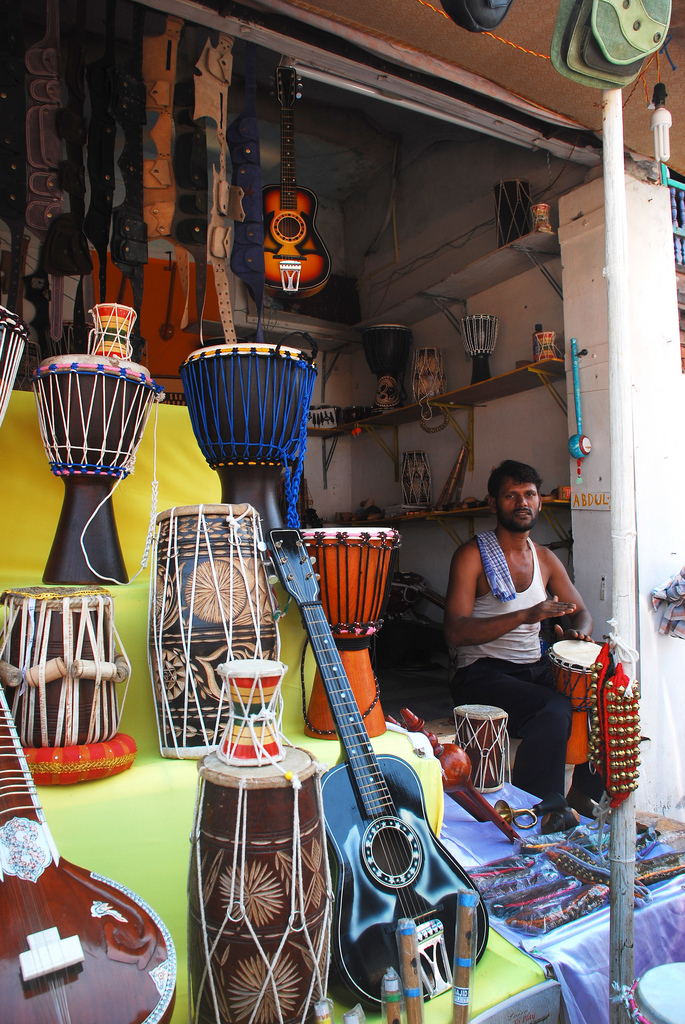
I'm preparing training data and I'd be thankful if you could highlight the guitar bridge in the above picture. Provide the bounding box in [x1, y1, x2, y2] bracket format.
[416, 918, 451, 997]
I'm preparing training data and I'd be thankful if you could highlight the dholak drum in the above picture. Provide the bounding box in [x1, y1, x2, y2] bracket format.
[453, 704, 510, 793]
[0, 306, 29, 429]
[630, 963, 685, 1024]
[32, 354, 163, 584]
[148, 504, 279, 758]
[188, 747, 331, 1024]
[493, 179, 532, 248]
[0, 586, 132, 779]
[362, 325, 412, 410]
[548, 640, 602, 765]
[180, 343, 317, 532]
[401, 450, 432, 506]
[301, 527, 401, 739]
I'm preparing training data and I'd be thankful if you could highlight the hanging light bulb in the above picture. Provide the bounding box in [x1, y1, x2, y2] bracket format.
[650, 82, 672, 165]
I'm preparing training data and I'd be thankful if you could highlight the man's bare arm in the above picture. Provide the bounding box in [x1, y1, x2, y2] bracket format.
[539, 547, 594, 641]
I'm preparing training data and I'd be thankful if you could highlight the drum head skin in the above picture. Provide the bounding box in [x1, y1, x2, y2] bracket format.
[551, 639, 602, 668]
[635, 962, 685, 1024]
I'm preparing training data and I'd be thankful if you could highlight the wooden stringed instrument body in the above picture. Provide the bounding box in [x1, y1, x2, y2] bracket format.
[0, 691, 176, 1024]
[262, 66, 331, 298]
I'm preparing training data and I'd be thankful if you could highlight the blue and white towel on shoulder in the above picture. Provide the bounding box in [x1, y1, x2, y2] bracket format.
[476, 530, 516, 602]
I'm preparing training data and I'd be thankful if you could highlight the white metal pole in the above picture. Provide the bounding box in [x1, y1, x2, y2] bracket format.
[602, 88, 637, 1024]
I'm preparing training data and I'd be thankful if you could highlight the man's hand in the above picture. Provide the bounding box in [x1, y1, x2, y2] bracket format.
[553, 623, 595, 643]
[523, 595, 577, 625]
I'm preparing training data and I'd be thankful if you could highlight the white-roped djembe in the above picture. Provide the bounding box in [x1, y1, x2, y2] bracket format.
[0, 306, 29, 428]
[401, 450, 432, 506]
[460, 314, 499, 385]
[188, 746, 332, 1024]
[32, 304, 163, 584]
[0, 585, 136, 785]
[148, 504, 280, 759]
[361, 324, 412, 410]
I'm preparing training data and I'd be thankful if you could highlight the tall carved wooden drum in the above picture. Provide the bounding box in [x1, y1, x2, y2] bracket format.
[362, 325, 412, 410]
[300, 527, 401, 738]
[0, 306, 29, 429]
[188, 747, 331, 1024]
[149, 504, 280, 758]
[180, 343, 317, 531]
[32, 354, 163, 584]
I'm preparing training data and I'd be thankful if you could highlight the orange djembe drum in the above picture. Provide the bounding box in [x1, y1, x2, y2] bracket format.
[300, 527, 401, 739]
[548, 639, 602, 764]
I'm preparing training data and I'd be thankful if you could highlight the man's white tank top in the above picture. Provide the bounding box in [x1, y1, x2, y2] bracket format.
[455, 539, 546, 669]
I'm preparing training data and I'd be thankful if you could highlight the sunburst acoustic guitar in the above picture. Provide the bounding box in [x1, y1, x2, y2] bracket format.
[263, 66, 331, 297]
[0, 686, 176, 1024]
[268, 528, 489, 1009]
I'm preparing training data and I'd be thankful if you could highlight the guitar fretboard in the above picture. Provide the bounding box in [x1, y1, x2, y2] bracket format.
[280, 107, 297, 210]
[0, 690, 45, 827]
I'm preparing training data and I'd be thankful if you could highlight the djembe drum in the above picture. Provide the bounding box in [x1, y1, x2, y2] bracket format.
[460, 314, 499, 385]
[493, 179, 532, 247]
[548, 640, 602, 764]
[180, 343, 317, 532]
[0, 306, 29, 429]
[148, 504, 280, 758]
[0, 585, 136, 784]
[32, 353, 163, 584]
[362, 324, 412, 410]
[454, 704, 510, 793]
[300, 527, 401, 738]
[188, 747, 331, 1024]
[401, 450, 432, 506]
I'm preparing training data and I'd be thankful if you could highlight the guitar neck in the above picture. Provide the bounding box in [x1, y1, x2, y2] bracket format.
[280, 105, 297, 210]
[300, 603, 395, 819]
[0, 688, 49, 830]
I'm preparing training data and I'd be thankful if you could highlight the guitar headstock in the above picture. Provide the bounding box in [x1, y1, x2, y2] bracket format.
[269, 529, 320, 604]
[275, 65, 300, 109]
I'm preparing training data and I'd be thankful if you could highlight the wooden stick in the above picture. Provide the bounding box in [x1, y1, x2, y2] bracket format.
[452, 890, 478, 1024]
[397, 919, 423, 1024]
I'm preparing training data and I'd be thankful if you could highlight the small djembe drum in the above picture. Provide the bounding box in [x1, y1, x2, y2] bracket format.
[454, 704, 510, 793]
[180, 342, 317, 532]
[493, 179, 532, 248]
[216, 658, 287, 766]
[0, 306, 29, 428]
[300, 527, 401, 739]
[188, 747, 331, 1024]
[361, 324, 412, 410]
[401, 450, 432, 506]
[32, 349, 163, 584]
[0, 586, 136, 784]
[148, 503, 280, 758]
[411, 347, 446, 425]
[548, 640, 602, 764]
[88, 302, 138, 359]
[460, 314, 499, 385]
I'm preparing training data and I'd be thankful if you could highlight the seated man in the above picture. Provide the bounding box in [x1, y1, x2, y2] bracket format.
[444, 459, 594, 800]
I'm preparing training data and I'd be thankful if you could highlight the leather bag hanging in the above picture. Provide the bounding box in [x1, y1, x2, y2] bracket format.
[440, 0, 516, 33]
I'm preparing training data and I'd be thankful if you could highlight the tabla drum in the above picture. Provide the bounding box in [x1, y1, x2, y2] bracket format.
[362, 324, 412, 410]
[216, 658, 287, 766]
[493, 179, 532, 248]
[188, 747, 331, 1024]
[453, 704, 510, 793]
[0, 586, 133, 781]
[401, 450, 432, 506]
[0, 305, 29, 428]
[32, 354, 163, 584]
[148, 504, 280, 759]
[300, 527, 400, 739]
[630, 963, 685, 1024]
[460, 314, 499, 385]
[180, 343, 317, 532]
[548, 640, 602, 765]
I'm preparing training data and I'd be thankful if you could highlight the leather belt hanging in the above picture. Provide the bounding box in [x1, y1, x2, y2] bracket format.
[0, 0, 28, 317]
[194, 33, 244, 345]
[25, 0, 64, 345]
[142, 15, 183, 244]
[110, 3, 147, 363]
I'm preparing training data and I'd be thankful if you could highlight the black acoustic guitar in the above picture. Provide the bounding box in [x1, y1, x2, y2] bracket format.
[262, 66, 331, 297]
[269, 529, 488, 1008]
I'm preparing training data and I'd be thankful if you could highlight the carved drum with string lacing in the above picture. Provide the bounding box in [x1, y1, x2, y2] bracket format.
[188, 746, 331, 1024]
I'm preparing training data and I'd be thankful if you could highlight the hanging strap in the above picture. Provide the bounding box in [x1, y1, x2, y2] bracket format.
[0, 0, 28, 317]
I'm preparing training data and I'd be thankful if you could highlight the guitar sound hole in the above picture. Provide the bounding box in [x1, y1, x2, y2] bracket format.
[273, 213, 306, 244]
[362, 817, 423, 888]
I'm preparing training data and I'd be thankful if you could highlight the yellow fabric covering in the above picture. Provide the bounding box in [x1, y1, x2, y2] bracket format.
[0, 390, 543, 1021]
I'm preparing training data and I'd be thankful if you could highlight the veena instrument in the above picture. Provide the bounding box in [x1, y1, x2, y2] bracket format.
[263, 66, 331, 297]
[269, 529, 488, 1008]
[0, 686, 176, 1023]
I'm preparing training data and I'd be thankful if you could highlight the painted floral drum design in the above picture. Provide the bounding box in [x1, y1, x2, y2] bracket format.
[188, 747, 331, 1024]
[148, 504, 279, 758]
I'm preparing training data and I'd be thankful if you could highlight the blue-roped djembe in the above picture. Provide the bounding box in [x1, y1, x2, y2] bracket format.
[180, 342, 317, 531]
[362, 324, 412, 410]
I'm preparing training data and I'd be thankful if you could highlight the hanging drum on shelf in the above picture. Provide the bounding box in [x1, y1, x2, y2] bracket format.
[493, 179, 532, 248]
[148, 503, 280, 759]
[361, 324, 412, 410]
[411, 347, 446, 425]
[180, 342, 317, 532]
[32, 324, 163, 585]
[188, 746, 331, 1024]
[460, 314, 499, 385]
[300, 527, 401, 739]
[401, 450, 432, 506]
[0, 306, 29, 428]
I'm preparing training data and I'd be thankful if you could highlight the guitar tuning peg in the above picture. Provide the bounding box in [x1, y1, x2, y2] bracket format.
[295, 91, 302, 100]
[268, 574, 279, 585]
